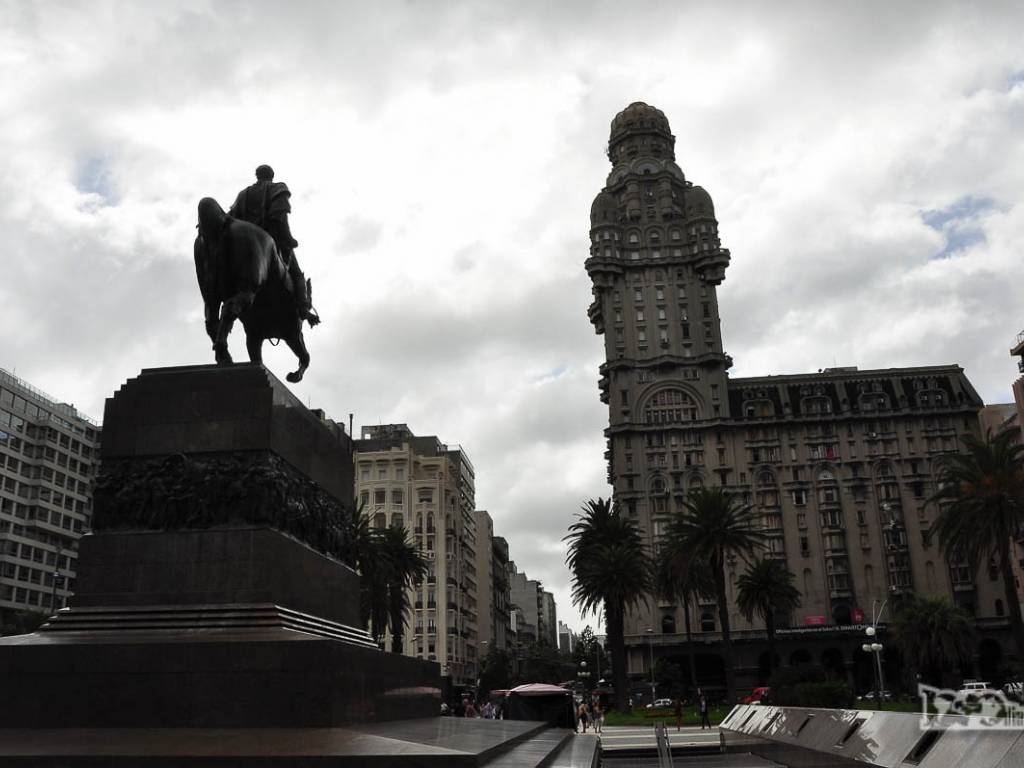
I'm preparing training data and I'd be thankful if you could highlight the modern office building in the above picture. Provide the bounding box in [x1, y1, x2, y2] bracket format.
[558, 621, 577, 654]
[540, 589, 558, 648]
[354, 424, 479, 687]
[0, 368, 100, 624]
[585, 102, 1006, 694]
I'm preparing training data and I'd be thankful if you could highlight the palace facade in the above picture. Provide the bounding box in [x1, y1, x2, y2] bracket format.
[585, 102, 1008, 698]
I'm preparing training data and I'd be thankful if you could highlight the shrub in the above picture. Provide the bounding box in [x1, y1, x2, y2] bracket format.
[769, 664, 855, 709]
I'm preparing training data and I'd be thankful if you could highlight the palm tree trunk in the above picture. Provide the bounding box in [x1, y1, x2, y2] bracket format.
[716, 559, 736, 704]
[389, 586, 403, 654]
[765, 609, 775, 679]
[998, 535, 1024, 672]
[684, 600, 698, 696]
[607, 603, 630, 712]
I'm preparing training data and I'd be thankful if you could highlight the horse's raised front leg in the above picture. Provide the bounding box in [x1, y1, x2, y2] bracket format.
[284, 327, 310, 383]
[214, 290, 256, 366]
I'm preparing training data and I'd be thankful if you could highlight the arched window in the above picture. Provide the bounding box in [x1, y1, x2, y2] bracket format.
[644, 389, 698, 424]
[802, 396, 833, 415]
[373, 512, 386, 530]
[426, 512, 435, 533]
[700, 612, 715, 632]
[661, 614, 676, 634]
[391, 513, 404, 530]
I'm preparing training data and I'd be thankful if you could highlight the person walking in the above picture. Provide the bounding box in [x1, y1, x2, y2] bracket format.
[673, 697, 683, 731]
[577, 701, 590, 733]
[592, 700, 603, 734]
[698, 689, 711, 730]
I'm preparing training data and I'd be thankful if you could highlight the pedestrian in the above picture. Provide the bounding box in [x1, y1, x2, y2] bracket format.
[698, 689, 711, 730]
[464, 699, 478, 718]
[674, 697, 683, 731]
[592, 700, 603, 734]
[577, 701, 590, 733]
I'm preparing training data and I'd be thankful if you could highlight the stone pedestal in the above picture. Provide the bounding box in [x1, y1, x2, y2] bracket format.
[0, 364, 441, 732]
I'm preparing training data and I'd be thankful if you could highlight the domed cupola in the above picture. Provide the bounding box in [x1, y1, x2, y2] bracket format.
[685, 185, 715, 219]
[590, 189, 619, 226]
[608, 102, 676, 165]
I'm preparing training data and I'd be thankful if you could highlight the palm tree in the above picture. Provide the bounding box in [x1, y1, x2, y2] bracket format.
[565, 497, 652, 711]
[930, 430, 1024, 667]
[656, 548, 715, 697]
[892, 596, 974, 688]
[665, 487, 766, 704]
[344, 501, 390, 643]
[379, 525, 428, 653]
[735, 558, 801, 679]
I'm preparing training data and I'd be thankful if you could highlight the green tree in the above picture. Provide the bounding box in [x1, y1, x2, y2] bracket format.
[0, 609, 46, 637]
[345, 503, 390, 642]
[517, 640, 564, 684]
[479, 647, 513, 695]
[565, 497, 652, 711]
[892, 595, 974, 689]
[664, 487, 766, 703]
[930, 430, 1024, 668]
[573, 625, 611, 686]
[379, 525, 428, 654]
[735, 558, 801, 678]
[654, 658, 686, 700]
[655, 549, 715, 697]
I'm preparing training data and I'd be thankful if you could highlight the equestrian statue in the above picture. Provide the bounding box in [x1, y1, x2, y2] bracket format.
[194, 165, 320, 383]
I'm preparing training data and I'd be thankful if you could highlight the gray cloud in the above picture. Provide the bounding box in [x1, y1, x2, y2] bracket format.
[3, 1, 1024, 628]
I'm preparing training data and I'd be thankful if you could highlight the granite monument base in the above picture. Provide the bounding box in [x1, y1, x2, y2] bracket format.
[0, 364, 443, 735]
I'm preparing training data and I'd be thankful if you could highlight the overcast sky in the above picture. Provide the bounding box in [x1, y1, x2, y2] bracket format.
[3, 1, 1024, 632]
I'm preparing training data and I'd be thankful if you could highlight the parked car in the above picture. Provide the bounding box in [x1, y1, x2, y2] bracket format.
[645, 698, 674, 709]
[857, 690, 893, 701]
[742, 687, 771, 705]
[957, 681, 1000, 699]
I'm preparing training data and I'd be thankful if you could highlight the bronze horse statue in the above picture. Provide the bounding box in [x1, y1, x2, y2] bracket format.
[194, 197, 318, 383]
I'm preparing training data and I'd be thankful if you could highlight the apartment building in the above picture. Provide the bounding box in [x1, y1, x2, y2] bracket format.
[0, 368, 100, 623]
[354, 424, 479, 686]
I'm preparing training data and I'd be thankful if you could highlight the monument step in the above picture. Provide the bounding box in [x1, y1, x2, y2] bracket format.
[547, 734, 601, 768]
[0, 720, 586, 766]
[482, 727, 576, 767]
[39, 602, 378, 648]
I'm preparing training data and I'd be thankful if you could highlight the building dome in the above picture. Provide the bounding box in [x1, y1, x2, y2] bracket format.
[608, 102, 675, 163]
[685, 185, 715, 217]
[590, 189, 618, 225]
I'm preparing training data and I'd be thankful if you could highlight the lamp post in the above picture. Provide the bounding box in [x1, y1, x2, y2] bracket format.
[646, 627, 656, 705]
[578, 660, 591, 693]
[861, 599, 888, 710]
[48, 546, 63, 615]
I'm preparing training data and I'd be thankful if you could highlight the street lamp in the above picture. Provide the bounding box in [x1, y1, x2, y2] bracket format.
[646, 627, 656, 704]
[861, 599, 888, 710]
[578, 660, 591, 690]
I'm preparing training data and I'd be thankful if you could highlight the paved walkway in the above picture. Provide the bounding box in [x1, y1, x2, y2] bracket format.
[587, 724, 722, 753]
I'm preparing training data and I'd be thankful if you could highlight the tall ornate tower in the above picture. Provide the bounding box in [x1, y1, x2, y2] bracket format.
[586, 102, 731, 530]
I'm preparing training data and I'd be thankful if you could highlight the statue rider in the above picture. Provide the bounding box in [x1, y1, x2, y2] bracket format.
[229, 164, 318, 324]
